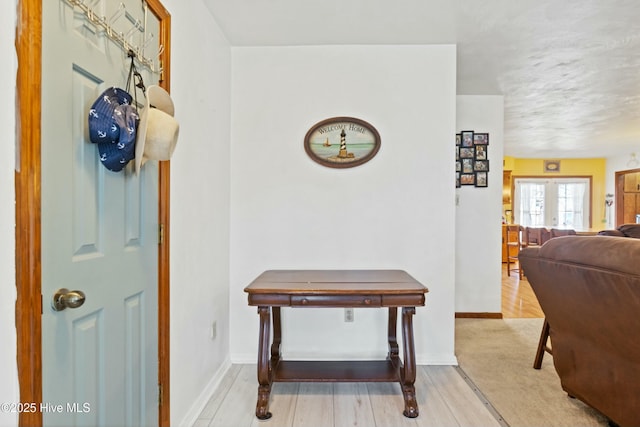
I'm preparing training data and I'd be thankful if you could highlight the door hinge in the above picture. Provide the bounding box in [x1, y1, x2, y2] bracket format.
[158, 384, 163, 406]
[158, 223, 164, 245]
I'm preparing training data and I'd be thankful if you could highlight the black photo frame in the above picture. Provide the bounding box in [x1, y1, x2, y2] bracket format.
[460, 173, 475, 186]
[460, 130, 474, 147]
[460, 147, 474, 159]
[475, 171, 488, 187]
[455, 130, 490, 188]
[474, 159, 490, 171]
[473, 133, 489, 145]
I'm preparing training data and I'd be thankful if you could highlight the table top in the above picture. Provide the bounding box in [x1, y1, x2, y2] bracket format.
[244, 270, 429, 295]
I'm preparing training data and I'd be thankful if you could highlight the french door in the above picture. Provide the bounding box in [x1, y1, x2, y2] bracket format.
[514, 177, 591, 229]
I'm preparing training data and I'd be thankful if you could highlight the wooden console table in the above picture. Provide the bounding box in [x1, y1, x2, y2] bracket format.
[244, 270, 428, 419]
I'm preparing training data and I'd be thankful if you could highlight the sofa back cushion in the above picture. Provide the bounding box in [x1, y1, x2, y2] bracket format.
[618, 223, 640, 239]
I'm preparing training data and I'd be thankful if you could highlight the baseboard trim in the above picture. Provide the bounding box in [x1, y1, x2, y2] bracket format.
[455, 312, 503, 319]
[178, 357, 232, 427]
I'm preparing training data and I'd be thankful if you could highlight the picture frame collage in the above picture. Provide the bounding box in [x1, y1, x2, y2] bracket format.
[456, 130, 489, 188]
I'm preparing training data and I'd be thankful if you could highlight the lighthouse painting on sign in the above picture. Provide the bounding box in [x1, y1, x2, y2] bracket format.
[304, 117, 381, 168]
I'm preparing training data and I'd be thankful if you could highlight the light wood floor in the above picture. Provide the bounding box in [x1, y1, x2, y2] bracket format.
[193, 364, 504, 427]
[501, 263, 544, 318]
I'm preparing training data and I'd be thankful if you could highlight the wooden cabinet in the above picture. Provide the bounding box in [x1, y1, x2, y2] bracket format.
[623, 193, 640, 224]
[623, 172, 640, 192]
[503, 170, 512, 204]
[619, 171, 640, 225]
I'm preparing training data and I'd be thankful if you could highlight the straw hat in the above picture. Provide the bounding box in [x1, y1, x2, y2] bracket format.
[135, 85, 179, 173]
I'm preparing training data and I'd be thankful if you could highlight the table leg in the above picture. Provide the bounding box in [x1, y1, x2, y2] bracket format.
[271, 307, 282, 365]
[400, 307, 419, 418]
[387, 307, 399, 362]
[256, 306, 273, 420]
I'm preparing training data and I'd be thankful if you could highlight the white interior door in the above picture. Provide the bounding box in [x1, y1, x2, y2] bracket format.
[41, 1, 160, 426]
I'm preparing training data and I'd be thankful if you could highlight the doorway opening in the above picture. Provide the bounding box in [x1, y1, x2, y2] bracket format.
[615, 168, 640, 226]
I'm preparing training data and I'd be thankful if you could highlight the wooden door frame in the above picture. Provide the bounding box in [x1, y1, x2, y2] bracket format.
[15, 1, 171, 425]
[615, 168, 640, 227]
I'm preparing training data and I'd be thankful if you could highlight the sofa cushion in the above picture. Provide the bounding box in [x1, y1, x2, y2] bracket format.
[617, 223, 640, 239]
[534, 235, 640, 275]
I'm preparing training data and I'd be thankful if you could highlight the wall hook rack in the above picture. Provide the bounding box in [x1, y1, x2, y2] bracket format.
[63, 0, 161, 73]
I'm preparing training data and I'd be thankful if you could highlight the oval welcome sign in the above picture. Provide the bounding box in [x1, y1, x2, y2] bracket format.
[304, 117, 381, 168]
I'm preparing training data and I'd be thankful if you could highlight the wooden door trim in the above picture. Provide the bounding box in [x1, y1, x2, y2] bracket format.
[15, 1, 171, 425]
[146, 2, 172, 424]
[615, 168, 640, 228]
[15, 2, 43, 426]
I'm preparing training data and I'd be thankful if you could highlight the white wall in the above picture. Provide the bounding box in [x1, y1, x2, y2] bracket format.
[229, 45, 458, 365]
[1, 4, 501, 425]
[160, 1, 232, 426]
[0, 1, 18, 426]
[455, 96, 504, 313]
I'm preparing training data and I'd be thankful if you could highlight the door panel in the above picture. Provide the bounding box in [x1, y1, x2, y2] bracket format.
[623, 172, 640, 192]
[42, 1, 160, 426]
[71, 66, 104, 259]
[623, 193, 640, 224]
[71, 312, 103, 426]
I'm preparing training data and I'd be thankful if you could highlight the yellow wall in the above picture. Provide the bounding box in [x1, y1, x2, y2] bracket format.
[503, 156, 607, 230]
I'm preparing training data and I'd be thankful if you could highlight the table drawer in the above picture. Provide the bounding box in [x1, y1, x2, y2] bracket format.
[291, 295, 382, 307]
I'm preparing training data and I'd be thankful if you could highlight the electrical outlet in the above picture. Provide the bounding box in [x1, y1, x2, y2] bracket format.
[344, 308, 354, 322]
[210, 321, 217, 340]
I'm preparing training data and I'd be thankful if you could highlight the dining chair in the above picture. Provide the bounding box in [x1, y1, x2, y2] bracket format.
[550, 228, 577, 238]
[524, 227, 551, 247]
[505, 224, 525, 279]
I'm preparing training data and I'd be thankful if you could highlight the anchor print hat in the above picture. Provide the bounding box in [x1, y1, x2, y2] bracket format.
[88, 87, 139, 172]
[135, 85, 179, 174]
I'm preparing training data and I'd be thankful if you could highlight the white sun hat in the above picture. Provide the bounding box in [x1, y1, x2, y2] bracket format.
[135, 85, 179, 174]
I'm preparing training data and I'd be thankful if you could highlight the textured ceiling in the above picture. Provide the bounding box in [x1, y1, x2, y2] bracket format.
[203, 0, 640, 158]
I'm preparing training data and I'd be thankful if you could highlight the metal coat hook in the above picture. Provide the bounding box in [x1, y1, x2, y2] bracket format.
[108, 3, 126, 27]
[155, 44, 165, 59]
[154, 45, 165, 75]
[125, 40, 133, 57]
[142, 32, 154, 50]
[125, 19, 143, 40]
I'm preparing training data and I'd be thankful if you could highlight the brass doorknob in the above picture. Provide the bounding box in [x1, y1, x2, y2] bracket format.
[51, 288, 86, 311]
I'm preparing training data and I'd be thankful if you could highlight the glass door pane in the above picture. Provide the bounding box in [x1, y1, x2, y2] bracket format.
[514, 178, 589, 229]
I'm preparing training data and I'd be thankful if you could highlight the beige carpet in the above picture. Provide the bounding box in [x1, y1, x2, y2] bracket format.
[455, 318, 609, 427]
